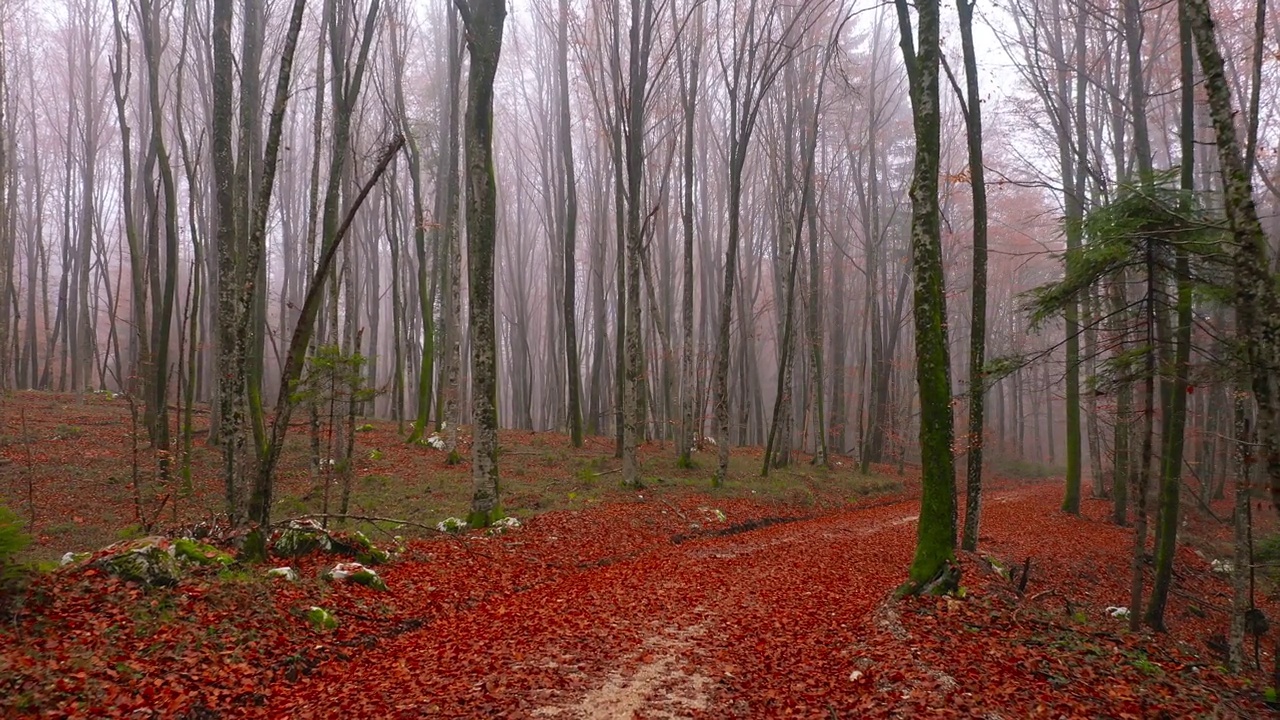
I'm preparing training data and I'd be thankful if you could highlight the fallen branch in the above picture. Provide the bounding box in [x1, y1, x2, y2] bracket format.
[274, 512, 477, 556]
[657, 498, 689, 521]
[275, 512, 448, 535]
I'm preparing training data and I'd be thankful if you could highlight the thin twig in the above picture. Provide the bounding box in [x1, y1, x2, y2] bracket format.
[658, 498, 689, 521]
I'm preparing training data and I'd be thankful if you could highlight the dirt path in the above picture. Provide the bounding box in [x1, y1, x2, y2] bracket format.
[271, 489, 1051, 718]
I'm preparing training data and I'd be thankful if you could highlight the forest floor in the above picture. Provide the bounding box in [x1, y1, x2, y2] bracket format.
[0, 391, 1278, 718]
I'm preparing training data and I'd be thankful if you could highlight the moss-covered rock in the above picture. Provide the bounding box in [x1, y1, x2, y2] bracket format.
[330, 530, 390, 565]
[174, 538, 234, 567]
[305, 606, 338, 631]
[267, 566, 300, 581]
[92, 537, 182, 587]
[272, 519, 334, 558]
[274, 520, 392, 566]
[322, 562, 387, 591]
[486, 516, 522, 536]
[59, 551, 90, 567]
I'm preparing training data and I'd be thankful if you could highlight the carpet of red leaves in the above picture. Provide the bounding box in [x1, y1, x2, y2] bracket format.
[4, 475, 1278, 718]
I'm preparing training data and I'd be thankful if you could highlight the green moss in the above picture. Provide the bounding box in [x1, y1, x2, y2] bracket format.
[174, 538, 234, 566]
[466, 505, 504, 529]
[349, 569, 388, 591]
[305, 606, 338, 631]
[436, 517, 468, 533]
[331, 530, 390, 565]
[115, 524, 146, 541]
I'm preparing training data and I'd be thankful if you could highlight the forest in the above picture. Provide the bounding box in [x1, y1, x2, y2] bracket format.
[2, 0, 1280, 715]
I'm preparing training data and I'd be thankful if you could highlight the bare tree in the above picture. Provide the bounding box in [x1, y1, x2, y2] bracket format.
[454, 0, 507, 526]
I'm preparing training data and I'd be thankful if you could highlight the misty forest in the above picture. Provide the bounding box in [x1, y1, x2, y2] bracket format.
[3, 0, 1280, 715]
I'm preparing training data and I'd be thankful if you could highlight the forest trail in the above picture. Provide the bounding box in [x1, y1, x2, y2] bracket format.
[275, 486, 1046, 718]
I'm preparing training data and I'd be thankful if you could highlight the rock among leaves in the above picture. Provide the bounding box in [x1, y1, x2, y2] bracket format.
[86, 536, 231, 587]
[321, 562, 387, 591]
[271, 519, 390, 565]
[305, 606, 339, 631]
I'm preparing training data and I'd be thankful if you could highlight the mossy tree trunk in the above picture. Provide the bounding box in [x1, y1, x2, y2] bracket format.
[621, 0, 656, 489]
[455, 0, 506, 527]
[895, 0, 957, 593]
[1182, 0, 1280, 515]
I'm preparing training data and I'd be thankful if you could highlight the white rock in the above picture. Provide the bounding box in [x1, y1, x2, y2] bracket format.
[1105, 606, 1129, 618]
[323, 561, 388, 590]
[327, 562, 369, 581]
[849, 670, 864, 682]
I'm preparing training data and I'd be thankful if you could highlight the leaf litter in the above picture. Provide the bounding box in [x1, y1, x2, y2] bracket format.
[2, 474, 1277, 717]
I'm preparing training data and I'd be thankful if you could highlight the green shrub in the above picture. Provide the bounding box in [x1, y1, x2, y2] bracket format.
[1255, 534, 1280, 565]
[1, 503, 32, 584]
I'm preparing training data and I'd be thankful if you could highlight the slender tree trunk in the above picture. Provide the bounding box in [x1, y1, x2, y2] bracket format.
[1111, 278, 1131, 525]
[1059, 0, 1087, 515]
[1144, 6, 1197, 631]
[676, 4, 702, 467]
[1230, 392, 1250, 671]
[957, 0, 988, 552]
[1084, 289, 1106, 497]
[559, 0, 583, 448]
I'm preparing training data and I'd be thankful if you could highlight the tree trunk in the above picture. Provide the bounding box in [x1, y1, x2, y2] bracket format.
[1182, 0, 1280, 518]
[1144, 7, 1197, 631]
[559, 0, 583, 448]
[455, 0, 506, 526]
[957, 0, 988, 552]
[896, 0, 957, 593]
[676, 3, 702, 467]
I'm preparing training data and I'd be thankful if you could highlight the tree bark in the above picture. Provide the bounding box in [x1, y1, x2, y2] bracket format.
[1182, 0, 1280, 516]
[455, 0, 507, 526]
[956, 0, 988, 552]
[896, 0, 957, 593]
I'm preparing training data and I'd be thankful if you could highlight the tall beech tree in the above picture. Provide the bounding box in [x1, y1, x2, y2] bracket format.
[454, 0, 507, 527]
[895, 0, 957, 593]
